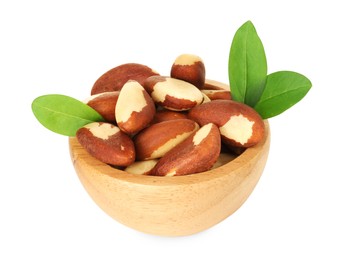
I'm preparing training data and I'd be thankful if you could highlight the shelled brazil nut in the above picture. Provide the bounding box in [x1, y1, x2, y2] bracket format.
[91, 63, 159, 94]
[31, 21, 312, 178]
[188, 100, 265, 148]
[76, 122, 135, 166]
[76, 54, 265, 176]
[134, 119, 199, 160]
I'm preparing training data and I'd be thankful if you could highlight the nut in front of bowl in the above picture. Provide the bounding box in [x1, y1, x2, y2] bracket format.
[77, 55, 266, 176]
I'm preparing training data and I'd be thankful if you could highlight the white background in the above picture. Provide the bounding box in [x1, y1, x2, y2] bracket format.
[1, 0, 340, 259]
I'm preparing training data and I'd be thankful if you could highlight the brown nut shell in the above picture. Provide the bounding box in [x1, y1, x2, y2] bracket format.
[85, 91, 119, 123]
[134, 119, 199, 160]
[170, 54, 206, 89]
[76, 122, 135, 166]
[91, 63, 159, 95]
[144, 76, 203, 111]
[150, 123, 221, 176]
[115, 80, 155, 135]
[188, 100, 265, 148]
[151, 110, 188, 124]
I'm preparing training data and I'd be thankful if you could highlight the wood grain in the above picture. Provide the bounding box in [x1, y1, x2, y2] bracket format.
[69, 121, 270, 236]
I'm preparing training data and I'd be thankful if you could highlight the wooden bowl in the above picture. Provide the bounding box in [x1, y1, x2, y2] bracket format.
[69, 121, 270, 236]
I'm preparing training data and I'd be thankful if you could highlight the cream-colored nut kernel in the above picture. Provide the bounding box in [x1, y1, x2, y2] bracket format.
[115, 80, 155, 134]
[152, 78, 202, 105]
[125, 159, 158, 175]
[91, 63, 159, 95]
[173, 54, 203, 66]
[134, 119, 199, 160]
[188, 100, 265, 148]
[84, 122, 120, 140]
[219, 115, 254, 146]
[192, 122, 212, 145]
[76, 122, 135, 166]
[171, 54, 206, 89]
[149, 132, 191, 159]
[144, 76, 204, 111]
[150, 123, 221, 176]
[165, 171, 177, 177]
[116, 81, 147, 123]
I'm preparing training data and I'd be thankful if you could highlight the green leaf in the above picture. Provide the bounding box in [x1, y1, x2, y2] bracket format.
[32, 94, 104, 136]
[228, 20, 267, 107]
[254, 71, 312, 119]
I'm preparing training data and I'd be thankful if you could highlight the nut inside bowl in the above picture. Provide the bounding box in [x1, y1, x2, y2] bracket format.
[69, 121, 270, 236]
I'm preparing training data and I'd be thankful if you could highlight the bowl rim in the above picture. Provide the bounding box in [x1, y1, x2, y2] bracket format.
[69, 120, 270, 187]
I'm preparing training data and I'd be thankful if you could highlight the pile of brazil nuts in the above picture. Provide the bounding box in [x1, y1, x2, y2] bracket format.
[76, 54, 265, 176]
